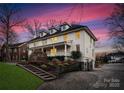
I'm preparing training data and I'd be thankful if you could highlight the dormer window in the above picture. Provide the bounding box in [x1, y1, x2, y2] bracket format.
[61, 24, 70, 31]
[40, 32, 47, 37]
[49, 28, 57, 34]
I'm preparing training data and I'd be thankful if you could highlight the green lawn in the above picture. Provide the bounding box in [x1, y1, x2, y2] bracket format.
[0, 62, 44, 90]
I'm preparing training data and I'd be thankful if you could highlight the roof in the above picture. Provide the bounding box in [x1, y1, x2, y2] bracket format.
[107, 52, 124, 57]
[59, 22, 71, 27]
[0, 42, 27, 49]
[9, 42, 26, 48]
[39, 28, 49, 34]
[28, 24, 97, 43]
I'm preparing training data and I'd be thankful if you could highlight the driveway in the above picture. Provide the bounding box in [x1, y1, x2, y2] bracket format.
[90, 63, 124, 90]
[38, 63, 124, 90]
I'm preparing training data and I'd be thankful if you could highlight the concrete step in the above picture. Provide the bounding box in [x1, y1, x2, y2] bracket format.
[17, 63, 57, 81]
[43, 77, 56, 80]
[41, 75, 52, 78]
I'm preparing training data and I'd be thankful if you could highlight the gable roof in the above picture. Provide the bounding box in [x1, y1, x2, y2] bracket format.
[9, 42, 27, 48]
[1, 42, 27, 49]
[28, 24, 97, 43]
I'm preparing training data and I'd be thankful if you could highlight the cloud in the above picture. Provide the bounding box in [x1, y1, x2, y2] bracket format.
[24, 4, 115, 24]
[13, 3, 115, 51]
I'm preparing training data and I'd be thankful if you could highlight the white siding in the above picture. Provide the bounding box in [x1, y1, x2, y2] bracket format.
[83, 31, 95, 60]
[35, 41, 42, 47]
[28, 30, 96, 61]
[29, 43, 34, 48]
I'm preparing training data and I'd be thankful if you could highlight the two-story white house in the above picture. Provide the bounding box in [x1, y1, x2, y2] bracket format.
[27, 23, 97, 67]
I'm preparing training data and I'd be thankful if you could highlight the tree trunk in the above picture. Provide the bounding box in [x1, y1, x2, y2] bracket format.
[6, 19, 10, 62]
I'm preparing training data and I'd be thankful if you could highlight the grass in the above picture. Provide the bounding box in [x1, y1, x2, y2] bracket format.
[0, 62, 44, 90]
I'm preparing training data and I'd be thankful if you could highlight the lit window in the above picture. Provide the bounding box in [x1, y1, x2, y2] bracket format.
[51, 38, 54, 43]
[64, 34, 68, 41]
[51, 37, 57, 43]
[54, 37, 57, 42]
[75, 31, 80, 39]
[50, 48, 57, 56]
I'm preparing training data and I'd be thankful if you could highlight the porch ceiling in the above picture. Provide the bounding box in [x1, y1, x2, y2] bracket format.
[30, 41, 70, 50]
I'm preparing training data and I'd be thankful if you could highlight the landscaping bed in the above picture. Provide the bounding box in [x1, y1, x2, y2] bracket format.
[30, 60, 81, 76]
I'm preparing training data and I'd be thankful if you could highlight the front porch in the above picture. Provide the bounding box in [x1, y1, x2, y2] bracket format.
[29, 41, 72, 58]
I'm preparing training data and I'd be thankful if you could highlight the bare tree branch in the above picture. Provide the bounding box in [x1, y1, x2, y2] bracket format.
[106, 4, 124, 51]
[0, 4, 25, 61]
[24, 19, 43, 39]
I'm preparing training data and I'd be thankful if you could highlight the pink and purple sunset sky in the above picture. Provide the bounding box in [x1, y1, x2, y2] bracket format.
[16, 3, 115, 52]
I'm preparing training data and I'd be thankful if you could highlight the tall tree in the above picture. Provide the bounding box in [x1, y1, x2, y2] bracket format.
[24, 19, 42, 39]
[45, 19, 64, 28]
[106, 4, 124, 52]
[0, 4, 25, 61]
[24, 19, 65, 40]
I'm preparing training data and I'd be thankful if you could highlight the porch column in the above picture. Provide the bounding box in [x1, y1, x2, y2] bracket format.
[18, 48, 20, 62]
[64, 43, 67, 60]
[53, 45, 56, 56]
[41, 47, 44, 52]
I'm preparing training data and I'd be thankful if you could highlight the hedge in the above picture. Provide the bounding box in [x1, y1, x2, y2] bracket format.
[47, 56, 66, 61]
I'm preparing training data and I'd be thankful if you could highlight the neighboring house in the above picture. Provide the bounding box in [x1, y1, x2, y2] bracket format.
[107, 52, 124, 63]
[27, 23, 97, 68]
[1, 42, 28, 62]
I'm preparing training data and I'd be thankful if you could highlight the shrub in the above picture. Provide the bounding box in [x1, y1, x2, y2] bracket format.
[40, 64, 47, 68]
[52, 58, 61, 62]
[48, 62, 54, 66]
[48, 56, 65, 61]
[71, 51, 82, 60]
[57, 63, 65, 67]
[63, 62, 69, 66]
